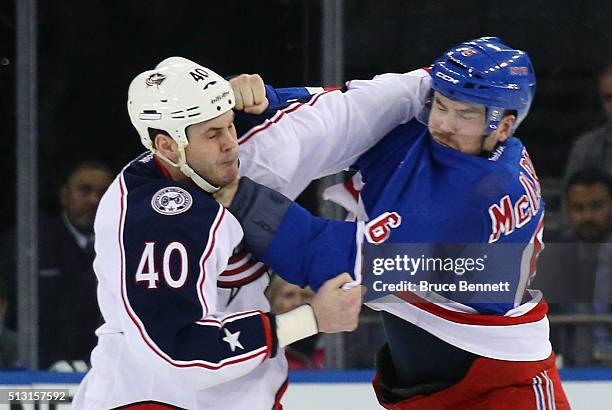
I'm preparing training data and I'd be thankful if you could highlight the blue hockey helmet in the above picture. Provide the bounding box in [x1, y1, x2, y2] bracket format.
[431, 37, 536, 133]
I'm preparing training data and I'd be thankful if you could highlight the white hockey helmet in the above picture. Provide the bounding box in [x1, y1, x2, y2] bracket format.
[127, 57, 235, 192]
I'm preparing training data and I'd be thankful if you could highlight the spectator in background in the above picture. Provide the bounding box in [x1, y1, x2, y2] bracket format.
[564, 168, 612, 243]
[40, 160, 114, 369]
[565, 60, 612, 179]
[0, 277, 17, 368]
[536, 168, 612, 366]
[266, 275, 324, 370]
[0, 160, 113, 369]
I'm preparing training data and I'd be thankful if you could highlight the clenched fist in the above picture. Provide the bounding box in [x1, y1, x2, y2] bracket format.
[230, 74, 269, 114]
[311, 273, 362, 333]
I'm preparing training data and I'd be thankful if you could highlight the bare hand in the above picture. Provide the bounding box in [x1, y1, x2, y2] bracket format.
[311, 273, 362, 333]
[213, 176, 240, 207]
[230, 74, 269, 114]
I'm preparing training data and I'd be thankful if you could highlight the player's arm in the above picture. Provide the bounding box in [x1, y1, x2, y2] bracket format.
[118, 186, 270, 390]
[230, 75, 328, 141]
[118, 181, 359, 389]
[230, 73, 327, 114]
[216, 177, 363, 290]
[276, 272, 361, 346]
[235, 70, 431, 199]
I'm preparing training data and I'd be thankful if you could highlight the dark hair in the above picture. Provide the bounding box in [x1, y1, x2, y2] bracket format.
[503, 109, 518, 118]
[62, 160, 114, 186]
[565, 168, 612, 197]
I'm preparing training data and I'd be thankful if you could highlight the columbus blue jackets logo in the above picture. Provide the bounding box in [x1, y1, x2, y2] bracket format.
[151, 187, 193, 215]
[145, 72, 166, 87]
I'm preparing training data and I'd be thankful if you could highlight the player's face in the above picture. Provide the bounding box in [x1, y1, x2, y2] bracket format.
[428, 92, 511, 155]
[61, 167, 113, 234]
[428, 92, 487, 154]
[566, 183, 612, 242]
[185, 110, 239, 187]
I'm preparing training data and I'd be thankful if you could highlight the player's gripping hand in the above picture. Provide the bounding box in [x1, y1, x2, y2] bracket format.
[311, 273, 362, 333]
[230, 74, 269, 114]
[213, 176, 239, 207]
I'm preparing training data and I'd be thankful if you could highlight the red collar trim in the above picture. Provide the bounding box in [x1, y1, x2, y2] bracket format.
[153, 156, 172, 179]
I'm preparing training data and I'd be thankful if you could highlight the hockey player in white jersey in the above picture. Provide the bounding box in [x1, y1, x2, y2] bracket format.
[72, 57, 430, 409]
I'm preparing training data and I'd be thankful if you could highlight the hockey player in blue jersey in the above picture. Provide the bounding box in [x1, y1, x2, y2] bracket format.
[72, 56, 434, 409]
[217, 37, 571, 409]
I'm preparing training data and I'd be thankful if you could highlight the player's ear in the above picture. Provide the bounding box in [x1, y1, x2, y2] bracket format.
[495, 114, 516, 143]
[155, 134, 179, 162]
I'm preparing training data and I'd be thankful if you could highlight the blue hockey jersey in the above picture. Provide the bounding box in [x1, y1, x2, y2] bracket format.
[250, 118, 551, 361]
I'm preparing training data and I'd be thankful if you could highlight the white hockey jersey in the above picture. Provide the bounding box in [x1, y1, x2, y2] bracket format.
[72, 70, 431, 409]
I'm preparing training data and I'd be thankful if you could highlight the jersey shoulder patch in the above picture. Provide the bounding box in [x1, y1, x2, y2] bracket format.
[122, 171, 221, 233]
[151, 186, 193, 215]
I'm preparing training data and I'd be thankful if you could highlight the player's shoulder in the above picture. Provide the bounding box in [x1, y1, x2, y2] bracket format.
[119, 156, 221, 228]
[474, 137, 544, 217]
[474, 137, 532, 188]
[133, 180, 219, 222]
[120, 177, 240, 253]
[496, 137, 538, 188]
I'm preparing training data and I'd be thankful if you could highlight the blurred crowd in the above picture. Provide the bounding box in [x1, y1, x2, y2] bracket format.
[0, 60, 611, 371]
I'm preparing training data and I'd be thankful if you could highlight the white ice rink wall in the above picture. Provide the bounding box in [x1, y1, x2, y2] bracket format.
[0, 369, 610, 409]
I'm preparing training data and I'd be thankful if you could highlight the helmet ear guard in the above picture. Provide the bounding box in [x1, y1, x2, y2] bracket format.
[127, 57, 235, 192]
[430, 36, 536, 134]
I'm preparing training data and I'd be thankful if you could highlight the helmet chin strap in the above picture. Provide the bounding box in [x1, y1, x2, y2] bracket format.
[152, 145, 220, 193]
[176, 143, 220, 193]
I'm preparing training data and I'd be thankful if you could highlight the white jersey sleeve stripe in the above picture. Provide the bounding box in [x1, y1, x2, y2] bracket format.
[196, 206, 227, 318]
